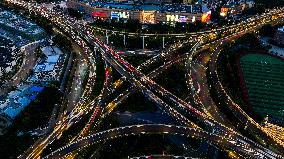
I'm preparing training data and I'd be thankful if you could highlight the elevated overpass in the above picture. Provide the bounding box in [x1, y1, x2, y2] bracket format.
[2, 0, 284, 158]
[44, 124, 282, 159]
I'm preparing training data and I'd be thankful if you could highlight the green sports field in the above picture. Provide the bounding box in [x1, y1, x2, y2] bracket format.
[240, 54, 284, 120]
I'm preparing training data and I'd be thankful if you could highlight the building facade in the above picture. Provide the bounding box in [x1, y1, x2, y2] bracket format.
[67, 0, 211, 23]
[274, 27, 284, 45]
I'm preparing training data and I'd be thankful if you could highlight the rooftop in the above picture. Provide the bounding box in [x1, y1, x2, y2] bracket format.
[78, 0, 206, 13]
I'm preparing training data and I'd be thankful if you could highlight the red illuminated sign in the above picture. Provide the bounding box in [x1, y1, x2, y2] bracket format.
[92, 11, 108, 18]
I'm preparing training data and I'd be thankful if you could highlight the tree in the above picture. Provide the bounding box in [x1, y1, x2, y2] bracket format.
[52, 34, 71, 49]
[126, 19, 141, 32]
[259, 24, 277, 37]
[67, 8, 83, 19]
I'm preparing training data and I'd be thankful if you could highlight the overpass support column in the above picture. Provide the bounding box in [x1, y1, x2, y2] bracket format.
[123, 34, 126, 46]
[162, 37, 165, 49]
[142, 36, 145, 49]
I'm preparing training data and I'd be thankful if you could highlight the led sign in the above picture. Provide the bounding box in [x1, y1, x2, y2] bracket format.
[92, 11, 108, 18]
[201, 11, 211, 23]
[166, 15, 188, 23]
[166, 15, 179, 22]
[192, 16, 196, 22]
[179, 16, 188, 23]
[142, 12, 155, 24]
[111, 11, 129, 20]
[220, 8, 229, 17]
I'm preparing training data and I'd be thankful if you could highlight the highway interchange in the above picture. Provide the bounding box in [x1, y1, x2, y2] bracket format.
[2, 0, 284, 158]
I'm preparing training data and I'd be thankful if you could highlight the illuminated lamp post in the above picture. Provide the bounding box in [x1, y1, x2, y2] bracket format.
[94, 46, 97, 56]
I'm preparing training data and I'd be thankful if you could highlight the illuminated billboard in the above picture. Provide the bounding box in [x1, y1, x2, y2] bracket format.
[179, 15, 188, 23]
[220, 8, 229, 17]
[92, 11, 108, 18]
[191, 16, 196, 23]
[166, 15, 179, 22]
[111, 11, 129, 20]
[142, 11, 155, 24]
[201, 11, 211, 23]
[166, 15, 188, 23]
